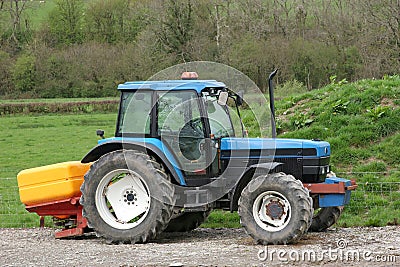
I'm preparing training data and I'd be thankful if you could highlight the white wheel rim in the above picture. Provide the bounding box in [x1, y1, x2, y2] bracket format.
[252, 191, 292, 232]
[95, 169, 151, 230]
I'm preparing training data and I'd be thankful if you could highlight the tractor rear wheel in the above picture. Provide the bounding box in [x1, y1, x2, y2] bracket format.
[164, 210, 211, 232]
[80, 150, 175, 244]
[309, 206, 343, 232]
[238, 172, 313, 245]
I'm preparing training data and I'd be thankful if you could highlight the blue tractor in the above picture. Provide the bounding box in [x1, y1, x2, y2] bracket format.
[79, 71, 357, 244]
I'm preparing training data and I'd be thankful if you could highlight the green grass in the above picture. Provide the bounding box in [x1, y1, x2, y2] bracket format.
[275, 75, 400, 170]
[202, 211, 241, 228]
[0, 113, 117, 227]
[0, 113, 117, 176]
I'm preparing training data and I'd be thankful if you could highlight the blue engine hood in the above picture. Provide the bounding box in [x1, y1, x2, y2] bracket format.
[220, 138, 330, 157]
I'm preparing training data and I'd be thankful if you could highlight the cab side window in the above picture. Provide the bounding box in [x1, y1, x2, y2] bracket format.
[118, 91, 152, 135]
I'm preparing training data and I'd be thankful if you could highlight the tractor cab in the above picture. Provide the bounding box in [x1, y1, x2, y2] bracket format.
[114, 73, 243, 186]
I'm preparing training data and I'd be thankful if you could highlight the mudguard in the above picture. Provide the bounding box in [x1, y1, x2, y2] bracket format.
[230, 162, 283, 211]
[81, 138, 186, 185]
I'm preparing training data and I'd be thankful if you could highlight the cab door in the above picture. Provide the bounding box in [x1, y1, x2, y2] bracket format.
[157, 90, 211, 185]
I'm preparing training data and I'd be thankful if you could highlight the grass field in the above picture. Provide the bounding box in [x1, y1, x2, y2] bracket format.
[0, 113, 117, 227]
[0, 113, 117, 177]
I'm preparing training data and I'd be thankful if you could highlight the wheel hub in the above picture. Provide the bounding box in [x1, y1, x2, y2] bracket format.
[253, 191, 292, 232]
[97, 171, 150, 227]
[124, 190, 137, 205]
[265, 200, 285, 220]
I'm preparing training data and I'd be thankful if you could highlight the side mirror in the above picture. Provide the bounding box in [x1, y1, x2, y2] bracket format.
[96, 129, 105, 139]
[237, 90, 244, 106]
[217, 91, 229, 106]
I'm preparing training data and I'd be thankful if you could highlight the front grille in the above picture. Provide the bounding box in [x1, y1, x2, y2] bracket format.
[274, 157, 302, 180]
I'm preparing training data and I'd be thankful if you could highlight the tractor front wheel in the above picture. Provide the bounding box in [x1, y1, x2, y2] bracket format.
[80, 150, 175, 244]
[238, 172, 313, 245]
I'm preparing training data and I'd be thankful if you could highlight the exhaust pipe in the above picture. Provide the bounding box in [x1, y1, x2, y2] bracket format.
[268, 69, 278, 138]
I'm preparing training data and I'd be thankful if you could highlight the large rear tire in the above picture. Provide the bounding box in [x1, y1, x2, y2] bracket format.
[80, 150, 175, 244]
[309, 206, 343, 232]
[164, 210, 211, 232]
[238, 172, 313, 245]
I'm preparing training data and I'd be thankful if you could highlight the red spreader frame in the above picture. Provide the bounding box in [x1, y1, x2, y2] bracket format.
[25, 196, 88, 239]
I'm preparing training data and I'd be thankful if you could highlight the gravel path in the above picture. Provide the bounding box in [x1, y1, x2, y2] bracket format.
[1, 226, 399, 266]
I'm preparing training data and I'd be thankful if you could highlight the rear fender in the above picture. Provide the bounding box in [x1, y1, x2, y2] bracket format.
[230, 162, 283, 211]
[81, 141, 186, 185]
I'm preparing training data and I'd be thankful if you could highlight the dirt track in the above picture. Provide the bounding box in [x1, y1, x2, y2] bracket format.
[1, 226, 399, 266]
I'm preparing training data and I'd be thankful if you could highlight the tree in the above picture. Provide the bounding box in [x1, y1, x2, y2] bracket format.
[85, 0, 143, 44]
[0, 0, 31, 48]
[158, 0, 194, 62]
[357, 0, 400, 76]
[48, 0, 84, 45]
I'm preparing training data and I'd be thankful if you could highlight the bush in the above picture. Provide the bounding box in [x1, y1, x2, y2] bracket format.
[33, 42, 138, 98]
[0, 100, 118, 115]
[12, 54, 36, 93]
[275, 79, 308, 98]
[0, 51, 14, 95]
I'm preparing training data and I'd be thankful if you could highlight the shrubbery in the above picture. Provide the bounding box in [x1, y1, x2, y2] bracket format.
[0, 99, 118, 115]
[0, 0, 399, 98]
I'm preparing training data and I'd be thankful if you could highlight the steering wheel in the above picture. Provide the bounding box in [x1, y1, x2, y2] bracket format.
[180, 117, 204, 138]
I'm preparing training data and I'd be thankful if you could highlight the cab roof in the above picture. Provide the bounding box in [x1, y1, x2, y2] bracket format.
[117, 80, 226, 94]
